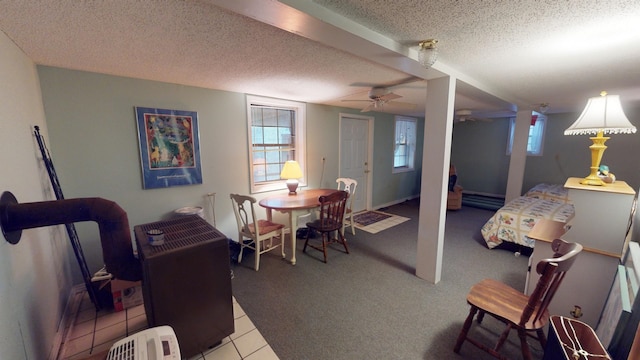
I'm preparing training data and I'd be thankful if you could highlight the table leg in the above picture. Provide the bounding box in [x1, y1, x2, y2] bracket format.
[289, 210, 298, 265]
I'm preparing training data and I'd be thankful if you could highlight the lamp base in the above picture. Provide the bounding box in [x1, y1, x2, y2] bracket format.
[580, 175, 605, 186]
[579, 131, 608, 186]
[286, 179, 299, 195]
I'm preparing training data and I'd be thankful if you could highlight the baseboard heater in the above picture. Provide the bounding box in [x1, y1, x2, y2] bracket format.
[461, 193, 505, 211]
[134, 215, 233, 359]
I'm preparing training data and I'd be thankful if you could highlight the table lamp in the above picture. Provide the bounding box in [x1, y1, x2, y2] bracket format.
[280, 160, 303, 195]
[564, 91, 636, 186]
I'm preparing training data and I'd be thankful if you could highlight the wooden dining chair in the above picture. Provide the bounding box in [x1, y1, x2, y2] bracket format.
[453, 238, 583, 360]
[303, 190, 350, 263]
[230, 193, 286, 271]
[336, 177, 358, 235]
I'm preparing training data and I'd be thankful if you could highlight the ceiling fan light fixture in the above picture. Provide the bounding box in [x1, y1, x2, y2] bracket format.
[537, 103, 550, 114]
[418, 39, 438, 69]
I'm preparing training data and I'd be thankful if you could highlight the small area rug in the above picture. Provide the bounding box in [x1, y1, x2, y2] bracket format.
[352, 210, 410, 234]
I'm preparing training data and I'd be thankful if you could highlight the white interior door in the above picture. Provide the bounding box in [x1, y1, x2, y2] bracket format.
[339, 114, 371, 213]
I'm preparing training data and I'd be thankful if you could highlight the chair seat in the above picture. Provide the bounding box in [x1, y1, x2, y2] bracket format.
[250, 219, 285, 235]
[468, 279, 549, 331]
[230, 193, 286, 271]
[307, 219, 342, 232]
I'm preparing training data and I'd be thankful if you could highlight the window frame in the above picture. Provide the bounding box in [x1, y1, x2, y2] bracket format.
[392, 116, 417, 174]
[246, 95, 306, 194]
[507, 114, 546, 156]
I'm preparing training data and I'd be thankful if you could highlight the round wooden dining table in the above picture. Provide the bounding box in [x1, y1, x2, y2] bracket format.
[259, 188, 337, 265]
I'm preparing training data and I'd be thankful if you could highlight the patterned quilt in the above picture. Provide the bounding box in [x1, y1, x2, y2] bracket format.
[524, 183, 571, 204]
[481, 196, 574, 249]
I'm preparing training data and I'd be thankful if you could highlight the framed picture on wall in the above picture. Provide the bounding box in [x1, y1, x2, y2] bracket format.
[135, 107, 202, 189]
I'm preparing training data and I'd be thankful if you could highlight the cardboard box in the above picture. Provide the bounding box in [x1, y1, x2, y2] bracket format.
[111, 279, 143, 312]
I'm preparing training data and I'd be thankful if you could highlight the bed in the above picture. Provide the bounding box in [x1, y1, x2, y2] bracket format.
[523, 183, 572, 203]
[480, 184, 575, 249]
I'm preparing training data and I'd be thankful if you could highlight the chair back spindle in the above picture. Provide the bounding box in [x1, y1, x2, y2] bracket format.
[303, 190, 350, 263]
[318, 191, 348, 230]
[336, 178, 358, 234]
[526, 239, 582, 326]
[231, 194, 257, 236]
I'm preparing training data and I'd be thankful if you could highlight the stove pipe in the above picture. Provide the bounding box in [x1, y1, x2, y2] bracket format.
[0, 191, 141, 281]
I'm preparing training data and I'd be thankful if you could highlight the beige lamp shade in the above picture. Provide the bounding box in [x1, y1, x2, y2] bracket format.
[280, 160, 303, 194]
[564, 93, 636, 135]
[564, 92, 636, 186]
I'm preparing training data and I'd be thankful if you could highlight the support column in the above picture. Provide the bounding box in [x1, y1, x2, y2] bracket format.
[505, 110, 532, 203]
[415, 76, 456, 284]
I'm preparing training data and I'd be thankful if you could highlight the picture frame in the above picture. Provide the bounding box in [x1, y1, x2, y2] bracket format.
[135, 107, 202, 189]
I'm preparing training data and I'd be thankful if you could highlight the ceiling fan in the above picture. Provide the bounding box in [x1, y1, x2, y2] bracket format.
[453, 109, 492, 123]
[342, 86, 416, 112]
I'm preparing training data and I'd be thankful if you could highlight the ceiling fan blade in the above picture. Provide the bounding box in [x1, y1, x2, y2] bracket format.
[379, 92, 402, 101]
[341, 99, 372, 103]
[454, 116, 471, 122]
[383, 76, 424, 88]
[350, 76, 422, 89]
[361, 103, 376, 112]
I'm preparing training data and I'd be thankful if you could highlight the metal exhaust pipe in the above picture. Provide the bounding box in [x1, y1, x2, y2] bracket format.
[0, 191, 141, 281]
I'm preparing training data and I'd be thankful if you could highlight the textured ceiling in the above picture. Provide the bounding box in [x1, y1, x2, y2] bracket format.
[1, 0, 639, 117]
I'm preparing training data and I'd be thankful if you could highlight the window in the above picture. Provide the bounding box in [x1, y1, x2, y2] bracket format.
[393, 116, 417, 173]
[507, 114, 546, 156]
[246, 95, 306, 193]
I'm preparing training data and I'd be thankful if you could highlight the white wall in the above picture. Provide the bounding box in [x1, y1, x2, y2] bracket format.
[0, 32, 74, 359]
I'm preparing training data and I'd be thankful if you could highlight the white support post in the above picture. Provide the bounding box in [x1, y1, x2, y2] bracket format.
[505, 110, 532, 203]
[415, 76, 456, 284]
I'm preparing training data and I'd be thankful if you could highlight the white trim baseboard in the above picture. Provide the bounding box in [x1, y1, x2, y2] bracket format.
[373, 195, 420, 211]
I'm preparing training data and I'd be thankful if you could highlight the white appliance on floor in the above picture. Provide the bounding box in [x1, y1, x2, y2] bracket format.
[106, 326, 180, 360]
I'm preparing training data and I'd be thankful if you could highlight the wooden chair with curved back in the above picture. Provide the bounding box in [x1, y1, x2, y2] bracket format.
[453, 238, 583, 360]
[230, 193, 286, 271]
[303, 190, 350, 263]
[336, 177, 358, 235]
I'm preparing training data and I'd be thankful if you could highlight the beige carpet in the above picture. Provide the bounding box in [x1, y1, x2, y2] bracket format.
[352, 210, 410, 234]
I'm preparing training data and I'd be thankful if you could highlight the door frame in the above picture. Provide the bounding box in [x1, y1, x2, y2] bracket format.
[338, 112, 374, 212]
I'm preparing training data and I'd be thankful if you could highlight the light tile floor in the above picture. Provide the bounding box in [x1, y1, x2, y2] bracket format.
[57, 289, 279, 360]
